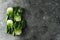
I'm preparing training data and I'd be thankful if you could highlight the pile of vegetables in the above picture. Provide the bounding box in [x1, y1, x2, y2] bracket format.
[7, 7, 25, 36]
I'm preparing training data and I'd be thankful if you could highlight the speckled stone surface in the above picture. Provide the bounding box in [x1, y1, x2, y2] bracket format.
[0, 0, 60, 40]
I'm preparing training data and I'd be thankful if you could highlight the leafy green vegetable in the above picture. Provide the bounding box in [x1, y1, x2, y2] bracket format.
[7, 7, 25, 36]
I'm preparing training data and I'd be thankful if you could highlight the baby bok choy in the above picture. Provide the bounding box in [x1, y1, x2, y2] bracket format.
[7, 7, 25, 36]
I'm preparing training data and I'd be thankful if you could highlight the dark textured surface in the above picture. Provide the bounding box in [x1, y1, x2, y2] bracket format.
[0, 0, 60, 40]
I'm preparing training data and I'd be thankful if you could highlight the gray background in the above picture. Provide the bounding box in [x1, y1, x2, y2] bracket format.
[0, 0, 60, 40]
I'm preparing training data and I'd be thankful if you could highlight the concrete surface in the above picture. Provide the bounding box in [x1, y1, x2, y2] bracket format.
[0, 0, 60, 40]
